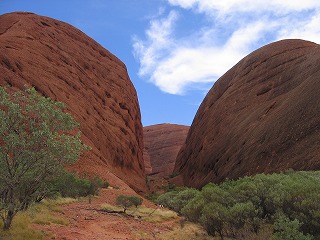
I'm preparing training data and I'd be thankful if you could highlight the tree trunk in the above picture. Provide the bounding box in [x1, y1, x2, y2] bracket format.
[3, 209, 14, 230]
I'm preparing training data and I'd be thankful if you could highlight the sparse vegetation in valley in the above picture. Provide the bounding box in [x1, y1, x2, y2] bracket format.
[101, 202, 178, 223]
[156, 170, 320, 239]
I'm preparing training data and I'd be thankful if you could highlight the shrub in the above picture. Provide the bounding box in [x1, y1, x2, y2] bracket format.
[157, 188, 199, 214]
[47, 172, 105, 198]
[272, 215, 312, 240]
[116, 195, 143, 213]
[102, 181, 109, 188]
[162, 171, 320, 239]
[129, 196, 143, 207]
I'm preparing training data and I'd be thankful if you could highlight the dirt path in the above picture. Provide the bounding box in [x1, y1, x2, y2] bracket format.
[35, 188, 179, 240]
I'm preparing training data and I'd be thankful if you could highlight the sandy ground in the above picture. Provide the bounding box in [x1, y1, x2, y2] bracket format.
[35, 188, 179, 240]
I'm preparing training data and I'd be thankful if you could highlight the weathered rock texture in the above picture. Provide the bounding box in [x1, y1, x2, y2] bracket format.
[0, 12, 146, 192]
[175, 39, 320, 188]
[144, 124, 189, 177]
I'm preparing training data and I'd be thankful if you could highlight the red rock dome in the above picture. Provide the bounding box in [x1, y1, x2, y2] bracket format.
[175, 39, 320, 188]
[143, 124, 189, 177]
[0, 12, 146, 192]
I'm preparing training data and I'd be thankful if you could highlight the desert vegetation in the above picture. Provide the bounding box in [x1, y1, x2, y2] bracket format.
[115, 195, 143, 213]
[48, 173, 108, 199]
[101, 201, 178, 223]
[157, 170, 320, 239]
[0, 86, 89, 229]
[0, 197, 76, 240]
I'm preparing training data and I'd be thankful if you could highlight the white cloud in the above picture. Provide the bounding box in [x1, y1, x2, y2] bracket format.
[133, 1, 320, 95]
[277, 10, 320, 43]
[168, 0, 320, 15]
[149, 20, 268, 94]
[133, 11, 178, 76]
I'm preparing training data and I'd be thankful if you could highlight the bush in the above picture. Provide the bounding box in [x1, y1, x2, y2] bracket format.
[47, 172, 105, 198]
[161, 182, 176, 191]
[102, 181, 109, 188]
[157, 188, 199, 214]
[160, 171, 320, 239]
[272, 215, 312, 240]
[116, 195, 143, 213]
[129, 196, 143, 207]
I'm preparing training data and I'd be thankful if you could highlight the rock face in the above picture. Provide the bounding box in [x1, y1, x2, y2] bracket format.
[144, 124, 189, 177]
[0, 12, 146, 192]
[175, 39, 320, 188]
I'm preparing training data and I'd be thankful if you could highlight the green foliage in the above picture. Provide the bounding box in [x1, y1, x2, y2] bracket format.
[158, 171, 320, 239]
[161, 182, 176, 191]
[144, 192, 160, 203]
[157, 191, 177, 207]
[272, 215, 312, 240]
[157, 188, 199, 214]
[130, 196, 143, 207]
[102, 181, 109, 188]
[116, 195, 143, 213]
[48, 172, 105, 198]
[0, 86, 88, 229]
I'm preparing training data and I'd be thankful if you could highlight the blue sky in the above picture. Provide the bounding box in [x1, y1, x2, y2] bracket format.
[1, 1, 320, 126]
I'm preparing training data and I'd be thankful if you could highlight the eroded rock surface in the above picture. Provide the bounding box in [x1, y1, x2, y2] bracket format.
[0, 12, 146, 192]
[144, 124, 189, 178]
[175, 39, 320, 188]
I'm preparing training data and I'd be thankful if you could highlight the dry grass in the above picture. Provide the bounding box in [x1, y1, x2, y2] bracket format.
[0, 197, 77, 239]
[28, 198, 74, 226]
[133, 230, 153, 240]
[101, 204, 178, 223]
[135, 206, 177, 223]
[0, 212, 44, 240]
[160, 222, 274, 240]
[159, 222, 215, 240]
[101, 203, 124, 212]
[41, 197, 78, 207]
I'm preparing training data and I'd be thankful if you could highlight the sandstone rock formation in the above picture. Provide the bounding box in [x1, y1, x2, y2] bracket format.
[144, 124, 189, 177]
[0, 12, 146, 192]
[175, 39, 320, 188]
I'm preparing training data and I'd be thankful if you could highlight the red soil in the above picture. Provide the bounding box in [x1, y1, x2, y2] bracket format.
[35, 189, 178, 240]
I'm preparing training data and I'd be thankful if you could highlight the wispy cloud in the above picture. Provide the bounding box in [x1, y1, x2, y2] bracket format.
[133, 1, 320, 95]
[133, 11, 178, 77]
[168, 0, 320, 15]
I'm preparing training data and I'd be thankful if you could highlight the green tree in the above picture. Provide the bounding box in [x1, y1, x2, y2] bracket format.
[0, 87, 87, 229]
[116, 195, 143, 213]
[157, 188, 199, 214]
[272, 215, 312, 240]
[48, 172, 102, 198]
